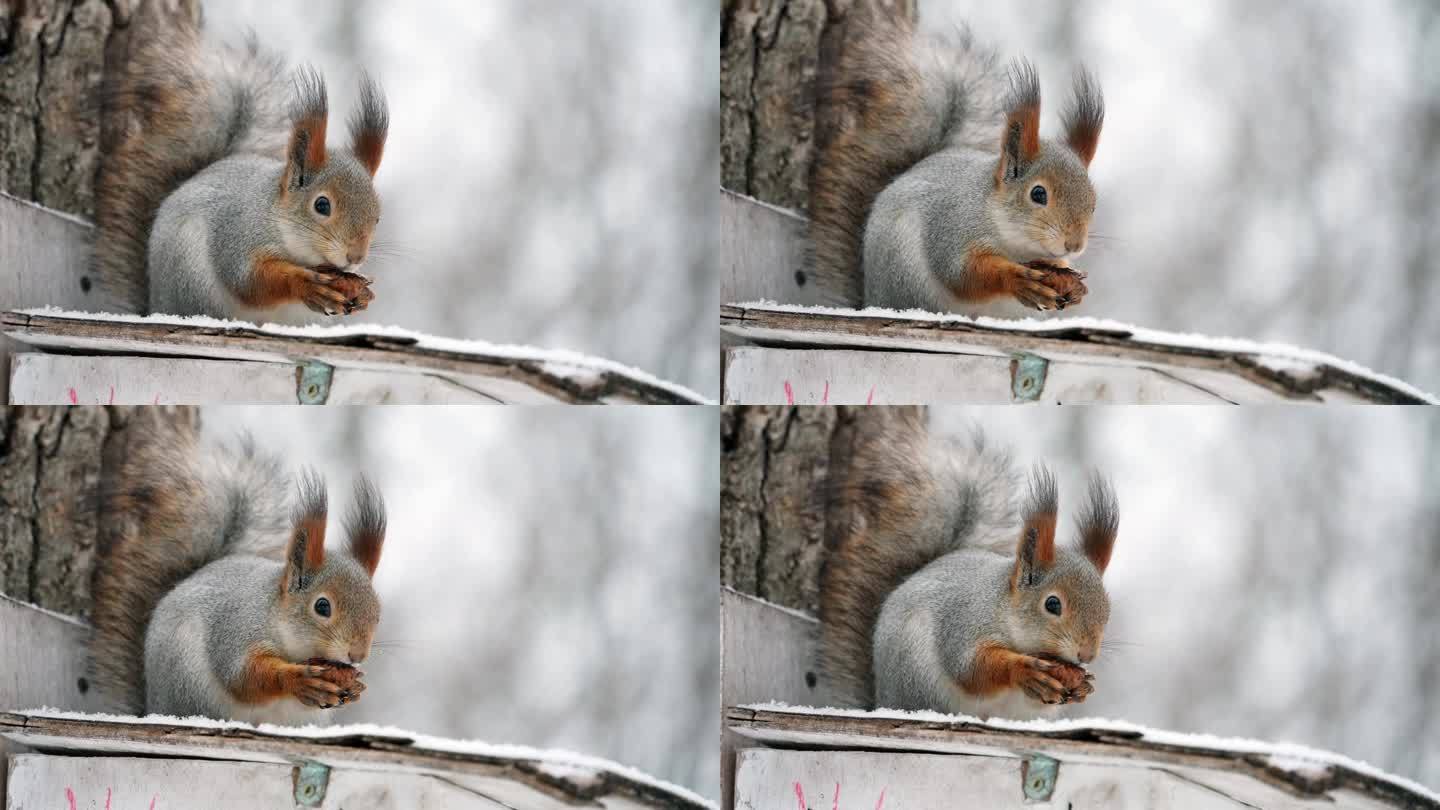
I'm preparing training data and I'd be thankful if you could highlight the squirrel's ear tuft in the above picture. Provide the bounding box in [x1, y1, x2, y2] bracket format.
[345, 474, 387, 577]
[1076, 472, 1119, 574]
[348, 71, 389, 178]
[1012, 464, 1058, 589]
[284, 468, 328, 593]
[282, 65, 329, 192]
[996, 59, 1042, 186]
[1062, 67, 1104, 168]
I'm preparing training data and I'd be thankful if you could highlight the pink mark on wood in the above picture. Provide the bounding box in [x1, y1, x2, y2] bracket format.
[108, 386, 115, 405]
[794, 781, 806, 810]
[66, 787, 77, 810]
[821, 381, 829, 405]
[784, 380, 795, 405]
[106, 787, 113, 810]
[866, 385, 875, 405]
[875, 788, 886, 810]
[151, 796, 158, 810]
[68, 388, 78, 405]
[832, 782, 840, 810]
[153, 393, 161, 405]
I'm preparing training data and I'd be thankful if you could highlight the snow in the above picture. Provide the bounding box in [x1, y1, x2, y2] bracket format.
[12, 707, 716, 808]
[731, 301, 1439, 403]
[739, 702, 1440, 803]
[15, 307, 712, 404]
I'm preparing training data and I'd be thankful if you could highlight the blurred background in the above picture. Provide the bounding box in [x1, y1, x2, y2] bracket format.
[920, 0, 1440, 394]
[203, 1, 719, 397]
[202, 407, 720, 798]
[928, 407, 1440, 791]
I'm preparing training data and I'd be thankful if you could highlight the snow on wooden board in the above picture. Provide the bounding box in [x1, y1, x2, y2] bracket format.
[721, 302, 1436, 404]
[725, 704, 1438, 809]
[0, 711, 712, 809]
[2, 308, 708, 405]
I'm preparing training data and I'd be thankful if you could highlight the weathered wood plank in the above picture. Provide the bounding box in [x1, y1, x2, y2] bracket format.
[3, 311, 705, 404]
[721, 189, 825, 306]
[722, 346, 1238, 404]
[9, 354, 510, 405]
[0, 193, 97, 404]
[721, 304, 1432, 404]
[734, 748, 1276, 810]
[0, 713, 707, 809]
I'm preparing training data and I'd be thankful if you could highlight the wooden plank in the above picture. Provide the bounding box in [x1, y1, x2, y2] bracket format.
[0, 193, 96, 404]
[726, 707, 1437, 808]
[7, 753, 637, 810]
[733, 748, 1290, 810]
[9, 354, 512, 405]
[721, 304, 1431, 404]
[721, 189, 825, 306]
[721, 347, 1236, 404]
[0, 713, 707, 809]
[719, 589, 820, 810]
[2, 311, 705, 404]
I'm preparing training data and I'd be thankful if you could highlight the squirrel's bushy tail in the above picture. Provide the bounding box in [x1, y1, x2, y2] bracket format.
[818, 410, 1018, 707]
[91, 412, 293, 713]
[809, 8, 1006, 306]
[93, 0, 291, 313]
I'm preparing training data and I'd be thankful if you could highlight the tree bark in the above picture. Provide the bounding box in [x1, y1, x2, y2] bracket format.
[0, 405, 197, 617]
[720, 0, 916, 211]
[720, 405, 922, 614]
[0, 0, 127, 218]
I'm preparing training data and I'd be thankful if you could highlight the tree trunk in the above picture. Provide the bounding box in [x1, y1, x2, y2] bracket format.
[0, 405, 197, 617]
[720, 0, 916, 211]
[720, 405, 922, 614]
[0, 0, 124, 218]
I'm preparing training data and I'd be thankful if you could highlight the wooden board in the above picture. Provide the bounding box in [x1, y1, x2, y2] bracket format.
[720, 189, 825, 306]
[721, 304, 1429, 404]
[726, 706, 1435, 809]
[0, 193, 96, 404]
[0, 713, 707, 809]
[3, 311, 704, 405]
[719, 589, 819, 810]
[10, 354, 508, 405]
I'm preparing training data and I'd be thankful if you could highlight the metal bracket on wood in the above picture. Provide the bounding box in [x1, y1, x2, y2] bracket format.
[1021, 753, 1059, 801]
[293, 760, 330, 806]
[1010, 353, 1049, 402]
[295, 360, 334, 404]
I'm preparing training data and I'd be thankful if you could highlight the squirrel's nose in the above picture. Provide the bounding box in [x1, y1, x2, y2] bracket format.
[1064, 237, 1085, 254]
[346, 249, 367, 266]
[348, 649, 369, 665]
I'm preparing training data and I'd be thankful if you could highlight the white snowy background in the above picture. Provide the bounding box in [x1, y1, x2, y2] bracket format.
[921, 0, 1440, 393]
[201, 406, 720, 798]
[928, 406, 1440, 792]
[202, 0, 718, 397]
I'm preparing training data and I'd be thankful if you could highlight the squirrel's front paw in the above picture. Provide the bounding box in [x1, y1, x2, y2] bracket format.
[1016, 263, 1088, 311]
[300, 270, 375, 316]
[293, 660, 367, 709]
[1016, 656, 1069, 705]
[1045, 659, 1094, 704]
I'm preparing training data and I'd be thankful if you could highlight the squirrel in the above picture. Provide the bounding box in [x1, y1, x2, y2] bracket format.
[89, 412, 388, 725]
[91, 1, 389, 324]
[818, 410, 1118, 719]
[808, 7, 1104, 316]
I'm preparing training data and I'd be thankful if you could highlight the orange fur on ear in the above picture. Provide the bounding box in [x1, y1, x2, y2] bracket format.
[996, 60, 1042, 186]
[281, 66, 329, 192]
[1063, 68, 1104, 168]
[1012, 466, 1058, 589]
[283, 469, 328, 594]
[348, 72, 389, 177]
[345, 475, 387, 577]
[1076, 473, 1119, 574]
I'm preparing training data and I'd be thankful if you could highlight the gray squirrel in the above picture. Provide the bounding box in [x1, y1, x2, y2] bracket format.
[818, 410, 1118, 718]
[89, 413, 388, 724]
[92, 1, 388, 323]
[809, 8, 1104, 316]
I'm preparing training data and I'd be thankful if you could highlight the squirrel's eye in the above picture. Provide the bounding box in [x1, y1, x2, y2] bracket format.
[1030, 185, 1048, 206]
[1044, 595, 1062, 616]
[314, 196, 332, 216]
[314, 597, 332, 618]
